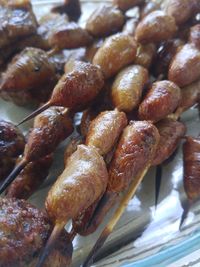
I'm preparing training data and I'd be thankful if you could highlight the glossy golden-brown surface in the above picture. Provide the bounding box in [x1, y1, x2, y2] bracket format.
[183, 136, 200, 201]
[108, 121, 160, 193]
[51, 61, 104, 109]
[135, 11, 177, 44]
[162, 0, 195, 25]
[134, 43, 156, 69]
[168, 43, 200, 87]
[24, 107, 73, 161]
[0, 3, 37, 49]
[111, 65, 149, 112]
[93, 33, 137, 78]
[0, 197, 72, 267]
[152, 119, 186, 166]
[86, 110, 127, 155]
[46, 145, 108, 223]
[86, 5, 124, 37]
[138, 80, 181, 122]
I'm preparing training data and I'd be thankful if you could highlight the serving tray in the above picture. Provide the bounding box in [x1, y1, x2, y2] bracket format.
[2, 1, 200, 266]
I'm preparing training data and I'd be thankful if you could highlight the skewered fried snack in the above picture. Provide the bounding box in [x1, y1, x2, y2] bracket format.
[0, 0, 37, 49]
[0, 107, 73, 193]
[85, 39, 104, 63]
[111, 64, 149, 112]
[135, 11, 177, 44]
[82, 121, 159, 265]
[86, 5, 125, 37]
[189, 24, 200, 49]
[113, 0, 145, 12]
[134, 43, 156, 69]
[162, 0, 197, 25]
[18, 60, 104, 124]
[168, 43, 200, 87]
[0, 47, 58, 106]
[153, 38, 184, 77]
[38, 13, 93, 51]
[138, 80, 181, 122]
[180, 135, 200, 228]
[85, 109, 127, 156]
[37, 144, 109, 266]
[6, 154, 53, 200]
[183, 136, 200, 201]
[0, 197, 72, 267]
[0, 120, 25, 181]
[152, 119, 186, 166]
[175, 79, 200, 117]
[52, 0, 81, 21]
[93, 33, 137, 78]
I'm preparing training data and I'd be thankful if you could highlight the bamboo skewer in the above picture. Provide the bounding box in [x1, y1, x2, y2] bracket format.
[82, 165, 150, 267]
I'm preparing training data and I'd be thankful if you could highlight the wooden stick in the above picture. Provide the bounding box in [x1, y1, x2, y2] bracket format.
[82, 165, 150, 267]
[17, 101, 51, 126]
[36, 222, 65, 267]
[0, 158, 28, 194]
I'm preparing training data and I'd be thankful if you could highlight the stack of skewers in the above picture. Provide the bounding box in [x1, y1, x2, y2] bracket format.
[0, 0, 200, 266]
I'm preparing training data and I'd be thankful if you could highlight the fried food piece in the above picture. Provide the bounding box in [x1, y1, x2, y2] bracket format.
[0, 47, 57, 106]
[152, 119, 186, 166]
[122, 17, 139, 36]
[162, 0, 196, 25]
[0, 197, 72, 267]
[111, 65, 148, 112]
[86, 110, 127, 155]
[113, 0, 145, 12]
[80, 108, 99, 137]
[154, 38, 184, 76]
[135, 11, 177, 44]
[0, 120, 25, 158]
[0, 2, 37, 49]
[85, 39, 104, 63]
[49, 22, 93, 50]
[64, 136, 84, 165]
[6, 154, 53, 200]
[177, 79, 200, 112]
[183, 136, 200, 200]
[46, 145, 108, 223]
[168, 43, 200, 87]
[108, 121, 159, 192]
[24, 107, 73, 162]
[86, 5, 124, 37]
[51, 61, 104, 109]
[134, 43, 156, 69]
[93, 33, 137, 78]
[138, 80, 181, 122]
[189, 24, 200, 49]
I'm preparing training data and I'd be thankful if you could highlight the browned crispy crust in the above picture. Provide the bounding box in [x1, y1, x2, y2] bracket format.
[168, 44, 200, 87]
[0, 197, 72, 267]
[138, 80, 181, 122]
[135, 11, 177, 44]
[86, 5, 124, 37]
[108, 121, 160, 193]
[152, 119, 186, 166]
[51, 61, 104, 110]
[183, 136, 200, 201]
[24, 107, 73, 161]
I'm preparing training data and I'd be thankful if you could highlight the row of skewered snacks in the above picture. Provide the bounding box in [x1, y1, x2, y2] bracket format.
[0, 0, 200, 266]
